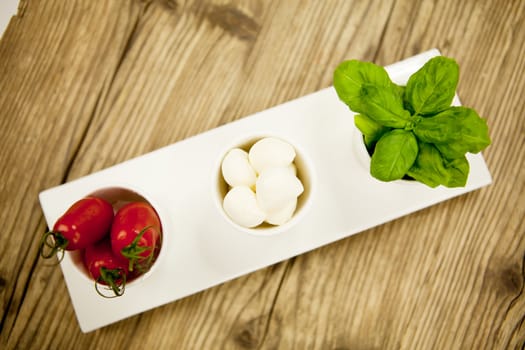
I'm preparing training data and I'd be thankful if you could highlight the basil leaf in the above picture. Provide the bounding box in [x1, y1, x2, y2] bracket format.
[361, 83, 413, 128]
[433, 142, 465, 161]
[370, 130, 418, 181]
[406, 142, 444, 187]
[333, 60, 393, 114]
[354, 114, 391, 149]
[443, 156, 469, 187]
[414, 106, 491, 158]
[407, 142, 469, 188]
[405, 56, 459, 115]
[395, 83, 405, 98]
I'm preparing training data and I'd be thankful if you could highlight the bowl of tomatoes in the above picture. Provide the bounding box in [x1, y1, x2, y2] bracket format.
[39, 186, 165, 298]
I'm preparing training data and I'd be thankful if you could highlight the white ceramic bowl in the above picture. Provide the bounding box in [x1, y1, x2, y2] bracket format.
[67, 185, 167, 297]
[214, 135, 315, 236]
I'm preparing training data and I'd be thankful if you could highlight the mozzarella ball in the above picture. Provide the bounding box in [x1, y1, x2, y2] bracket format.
[248, 137, 296, 174]
[286, 163, 297, 176]
[265, 198, 297, 226]
[256, 167, 304, 213]
[221, 148, 257, 188]
[223, 186, 265, 228]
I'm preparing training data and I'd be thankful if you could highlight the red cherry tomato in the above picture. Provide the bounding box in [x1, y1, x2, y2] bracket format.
[83, 238, 129, 297]
[110, 202, 162, 273]
[40, 197, 114, 260]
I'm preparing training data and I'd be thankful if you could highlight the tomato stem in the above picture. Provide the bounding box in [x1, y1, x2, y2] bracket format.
[95, 267, 126, 298]
[121, 226, 155, 273]
[39, 231, 68, 262]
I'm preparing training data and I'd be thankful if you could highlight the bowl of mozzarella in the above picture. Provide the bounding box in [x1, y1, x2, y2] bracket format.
[216, 136, 313, 235]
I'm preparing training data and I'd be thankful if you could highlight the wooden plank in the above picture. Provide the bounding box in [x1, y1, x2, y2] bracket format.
[0, 0, 143, 346]
[269, 0, 525, 349]
[1, 0, 395, 347]
[0, 0, 523, 348]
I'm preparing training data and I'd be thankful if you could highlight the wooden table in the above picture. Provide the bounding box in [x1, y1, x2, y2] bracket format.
[1, 0, 524, 349]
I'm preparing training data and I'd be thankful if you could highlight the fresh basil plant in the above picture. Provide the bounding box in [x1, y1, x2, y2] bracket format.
[333, 56, 491, 188]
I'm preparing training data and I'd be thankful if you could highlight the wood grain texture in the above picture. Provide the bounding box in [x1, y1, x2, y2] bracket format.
[0, 0, 524, 349]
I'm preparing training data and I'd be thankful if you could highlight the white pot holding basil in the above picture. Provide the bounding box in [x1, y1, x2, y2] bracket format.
[333, 56, 491, 188]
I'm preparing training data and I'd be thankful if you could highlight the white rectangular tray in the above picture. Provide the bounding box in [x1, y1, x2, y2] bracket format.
[39, 49, 492, 332]
[0, 0, 19, 38]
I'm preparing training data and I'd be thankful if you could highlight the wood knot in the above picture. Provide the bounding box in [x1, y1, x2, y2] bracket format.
[500, 266, 523, 294]
[484, 261, 524, 297]
[140, 0, 178, 10]
[0, 276, 6, 291]
[203, 4, 260, 42]
[232, 315, 267, 349]
[235, 328, 259, 349]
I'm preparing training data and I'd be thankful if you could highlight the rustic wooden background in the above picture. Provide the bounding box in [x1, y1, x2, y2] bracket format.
[1, 0, 524, 349]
